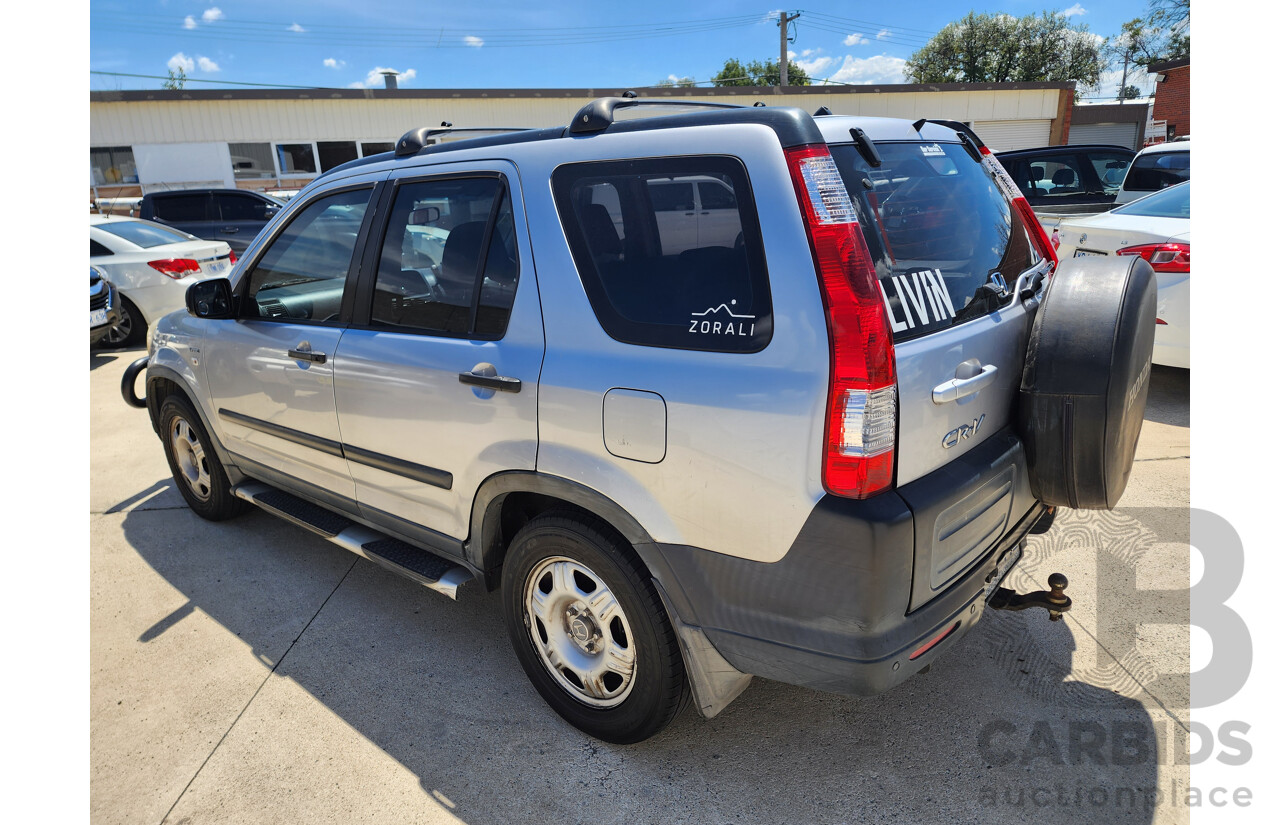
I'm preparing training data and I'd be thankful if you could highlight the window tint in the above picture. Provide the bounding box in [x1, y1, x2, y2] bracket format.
[830, 142, 1042, 342]
[698, 180, 737, 210]
[552, 157, 772, 353]
[370, 177, 520, 338]
[1029, 157, 1086, 197]
[217, 193, 274, 222]
[243, 188, 371, 322]
[152, 194, 209, 222]
[90, 239, 113, 257]
[96, 220, 196, 248]
[317, 141, 359, 172]
[1088, 152, 1134, 194]
[1125, 150, 1190, 192]
[1112, 182, 1190, 219]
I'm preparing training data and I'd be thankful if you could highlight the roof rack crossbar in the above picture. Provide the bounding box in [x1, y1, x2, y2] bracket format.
[568, 97, 745, 135]
[395, 126, 535, 157]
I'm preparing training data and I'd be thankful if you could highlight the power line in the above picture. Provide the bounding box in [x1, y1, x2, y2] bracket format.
[89, 71, 340, 90]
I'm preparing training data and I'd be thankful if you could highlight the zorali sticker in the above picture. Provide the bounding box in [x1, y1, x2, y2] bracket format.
[689, 301, 756, 337]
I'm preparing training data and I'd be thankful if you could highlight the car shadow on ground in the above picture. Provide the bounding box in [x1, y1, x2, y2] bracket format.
[119, 504, 1170, 825]
[1144, 366, 1189, 428]
[90, 350, 120, 370]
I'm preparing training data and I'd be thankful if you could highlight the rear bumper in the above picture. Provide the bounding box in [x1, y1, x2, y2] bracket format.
[640, 428, 1047, 696]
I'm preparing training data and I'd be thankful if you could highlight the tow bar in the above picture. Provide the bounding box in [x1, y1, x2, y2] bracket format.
[989, 572, 1072, 621]
[121, 356, 149, 408]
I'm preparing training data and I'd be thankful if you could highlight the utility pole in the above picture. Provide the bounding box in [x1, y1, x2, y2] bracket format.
[1117, 50, 1130, 101]
[778, 10, 801, 87]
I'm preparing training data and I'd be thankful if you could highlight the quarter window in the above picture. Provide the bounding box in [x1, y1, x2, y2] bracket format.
[242, 188, 371, 322]
[370, 177, 521, 338]
[552, 157, 772, 353]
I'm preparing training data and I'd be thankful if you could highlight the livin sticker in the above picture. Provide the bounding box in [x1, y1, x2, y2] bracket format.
[689, 300, 756, 337]
[878, 268, 957, 333]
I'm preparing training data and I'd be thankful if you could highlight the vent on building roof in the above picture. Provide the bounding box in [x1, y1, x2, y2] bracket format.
[381, 71, 398, 91]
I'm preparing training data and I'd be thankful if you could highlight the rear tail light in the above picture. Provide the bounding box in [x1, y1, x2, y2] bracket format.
[1117, 242, 1190, 273]
[147, 258, 202, 280]
[785, 144, 896, 499]
[228, 249, 238, 265]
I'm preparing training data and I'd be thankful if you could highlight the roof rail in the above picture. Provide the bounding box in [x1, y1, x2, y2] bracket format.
[395, 126, 535, 157]
[568, 97, 745, 134]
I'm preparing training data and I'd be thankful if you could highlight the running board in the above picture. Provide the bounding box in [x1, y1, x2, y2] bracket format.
[234, 482, 472, 599]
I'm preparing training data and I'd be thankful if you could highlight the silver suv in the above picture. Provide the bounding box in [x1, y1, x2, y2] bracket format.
[125, 98, 1157, 743]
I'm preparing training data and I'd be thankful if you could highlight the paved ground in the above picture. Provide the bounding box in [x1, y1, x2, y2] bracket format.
[91, 347, 1192, 825]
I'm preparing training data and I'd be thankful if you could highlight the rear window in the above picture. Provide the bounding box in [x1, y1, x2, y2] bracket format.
[1124, 150, 1190, 192]
[95, 220, 196, 249]
[1112, 182, 1190, 219]
[552, 157, 771, 353]
[830, 142, 1043, 342]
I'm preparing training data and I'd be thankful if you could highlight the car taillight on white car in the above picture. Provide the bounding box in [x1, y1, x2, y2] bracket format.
[785, 144, 897, 499]
[147, 258, 203, 280]
[1117, 242, 1190, 273]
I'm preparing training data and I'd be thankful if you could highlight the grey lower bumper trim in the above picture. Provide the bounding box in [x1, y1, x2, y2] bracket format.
[654, 581, 752, 719]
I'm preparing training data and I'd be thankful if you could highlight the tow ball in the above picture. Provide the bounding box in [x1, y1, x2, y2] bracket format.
[989, 573, 1072, 621]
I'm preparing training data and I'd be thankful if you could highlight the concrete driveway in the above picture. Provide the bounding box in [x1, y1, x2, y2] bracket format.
[91, 346, 1191, 825]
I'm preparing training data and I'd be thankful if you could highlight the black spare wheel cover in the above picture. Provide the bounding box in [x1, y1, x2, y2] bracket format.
[1018, 255, 1157, 510]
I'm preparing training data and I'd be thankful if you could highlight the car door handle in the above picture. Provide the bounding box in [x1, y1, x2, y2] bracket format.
[223, 226, 240, 233]
[932, 364, 998, 404]
[458, 372, 521, 393]
[288, 349, 326, 364]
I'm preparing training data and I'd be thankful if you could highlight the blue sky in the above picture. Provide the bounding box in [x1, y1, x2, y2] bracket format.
[89, 1, 1159, 98]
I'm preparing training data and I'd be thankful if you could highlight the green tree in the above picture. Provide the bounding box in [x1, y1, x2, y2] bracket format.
[1120, 84, 1142, 99]
[1146, 0, 1190, 60]
[163, 67, 187, 90]
[905, 11, 1105, 86]
[711, 57, 810, 87]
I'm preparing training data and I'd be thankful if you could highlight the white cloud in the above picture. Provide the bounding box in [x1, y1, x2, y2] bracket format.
[814, 54, 909, 85]
[197, 56, 220, 72]
[167, 52, 195, 74]
[463, 35, 484, 48]
[349, 66, 418, 89]
[794, 55, 837, 76]
[1063, 4, 1087, 17]
[876, 29, 890, 40]
[843, 33, 868, 46]
[202, 8, 223, 24]
[1084, 67, 1155, 100]
[183, 15, 197, 30]
[323, 58, 345, 69]
[288, 23, 306, 33]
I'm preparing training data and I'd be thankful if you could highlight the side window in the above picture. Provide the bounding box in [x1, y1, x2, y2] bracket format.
[698, 180, 737, 210]
[153, 194, 209, 222]
[552, 156, 772, 353]
[1029, 157, 1086, 197]
[90, 239, 113, 257]
[370, 176, 521, 339]
[1088, 152, 1134, 193]
[217, 193, 272, 222]
[242, 188, 371, 322]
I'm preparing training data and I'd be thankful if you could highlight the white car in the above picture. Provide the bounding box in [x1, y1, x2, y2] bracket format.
[1112, 141, 1190, 207]
[1054, 181, 1189, 368]
[89, 215, 235, 347]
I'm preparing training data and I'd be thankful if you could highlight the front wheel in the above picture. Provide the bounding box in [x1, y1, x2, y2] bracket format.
[501, 512, 688, 743]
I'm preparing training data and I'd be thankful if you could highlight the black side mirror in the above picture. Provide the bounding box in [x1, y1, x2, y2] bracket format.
[186, 278, 235, 319]
[262, 207, 280, 220]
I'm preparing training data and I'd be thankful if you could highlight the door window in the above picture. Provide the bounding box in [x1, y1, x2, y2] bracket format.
[217, 193, 275, 221]
[369, 176, 521, 339]
[152, 194, 210, 222]
[242, 188, 372, 322]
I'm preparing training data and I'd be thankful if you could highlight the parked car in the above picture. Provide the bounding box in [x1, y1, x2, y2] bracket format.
[995, 144, 1135, 225]
[90, 215, 235, 347]
[1053, 181, 1189, 369]
[1113, 141, 1190, 206]
[126, 99, 1156, 743]
[138, 189, 284, 255]
[89, 265, 122, 346]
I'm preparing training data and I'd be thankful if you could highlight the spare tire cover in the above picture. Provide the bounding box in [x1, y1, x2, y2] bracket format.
[1018, 255, 1157, 509]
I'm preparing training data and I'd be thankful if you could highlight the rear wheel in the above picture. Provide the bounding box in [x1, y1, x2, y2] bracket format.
[501, 512, 687, 743]
[159, 396, 249, 521]
[102, 296, 145, 348]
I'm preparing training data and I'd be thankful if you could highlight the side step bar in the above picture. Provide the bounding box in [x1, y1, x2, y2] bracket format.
[233, 482, 472, 599]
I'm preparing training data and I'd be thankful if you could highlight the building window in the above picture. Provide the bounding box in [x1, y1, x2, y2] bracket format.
[229, 142, 275, 179]
[90, 146, 137, 185]
[276, 143, 318, 176]
[317, 141, 359, 172]
[360, 141, 395, 157]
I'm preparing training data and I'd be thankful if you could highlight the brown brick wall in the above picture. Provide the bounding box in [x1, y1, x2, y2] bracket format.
[1153, 65, 1190, 138]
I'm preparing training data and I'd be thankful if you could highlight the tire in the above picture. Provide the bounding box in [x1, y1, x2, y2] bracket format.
[101, 296, 145, 348]
[501, 512, 688, 744]
[1018, 254, 1157, 510]
[158, 395, 249, 521]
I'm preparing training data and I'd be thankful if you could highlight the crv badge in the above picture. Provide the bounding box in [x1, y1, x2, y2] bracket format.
[943, 414, 985, 448]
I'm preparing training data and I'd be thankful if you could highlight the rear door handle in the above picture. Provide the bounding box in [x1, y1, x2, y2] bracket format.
[288, 349, 326, 363]
[932, 364, 997, 404]
[223, 226, 240, 233]
[458, 372, 521, 393]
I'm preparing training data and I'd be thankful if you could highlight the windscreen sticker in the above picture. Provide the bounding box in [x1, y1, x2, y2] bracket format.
[879, 269, 956, 334]
[689, 301, 756, 338]
[920, 143, 946, 157]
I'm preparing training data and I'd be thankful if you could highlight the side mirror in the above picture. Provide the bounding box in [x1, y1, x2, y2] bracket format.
[262, 207, 280, 220]
[186, 278, 235, 319]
